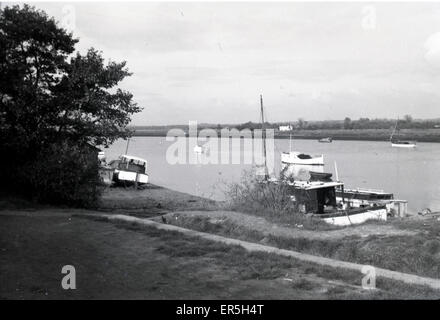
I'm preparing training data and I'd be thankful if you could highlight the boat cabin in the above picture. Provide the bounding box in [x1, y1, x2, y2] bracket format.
[288, 181, 344, 214]
[110, 155, 148, 175]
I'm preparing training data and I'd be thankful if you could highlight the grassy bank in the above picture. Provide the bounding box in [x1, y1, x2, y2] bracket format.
[158, 212, 440, 281]
[132, 128, 440, 143]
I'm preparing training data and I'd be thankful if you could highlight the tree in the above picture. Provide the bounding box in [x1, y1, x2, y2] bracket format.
[297, 118, 307, 130]
[343, 117, 352, 130]
[0, 5, 141, 205]
[403, 114, 413, 123]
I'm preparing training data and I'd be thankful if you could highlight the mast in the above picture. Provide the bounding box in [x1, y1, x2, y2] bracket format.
[390, 117, 399, 142]
[260, 94, 268, 178]
[289, 131, 292, 152]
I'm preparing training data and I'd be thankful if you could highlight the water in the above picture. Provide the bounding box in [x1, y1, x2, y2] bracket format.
[106, 136, 440, 213]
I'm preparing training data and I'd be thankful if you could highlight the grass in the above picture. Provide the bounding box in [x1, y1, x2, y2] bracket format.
[162, 213, 440, 280]
[85, 215, 440, 299]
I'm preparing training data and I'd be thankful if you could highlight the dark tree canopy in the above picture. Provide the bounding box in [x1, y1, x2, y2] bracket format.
[0, 4, 142, 205]
[0, 4, 141, 152]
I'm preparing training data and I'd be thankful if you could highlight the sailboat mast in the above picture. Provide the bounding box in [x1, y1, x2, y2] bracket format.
[260, 94, 268, 177]
[390, 117, 399, 142]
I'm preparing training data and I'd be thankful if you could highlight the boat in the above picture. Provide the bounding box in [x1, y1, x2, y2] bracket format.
[390, 118, 416, 148]
[391, 141, 417, 148]
[281, 128, 324, 166]
[318, 137, 332, 143]
[309, 171, 332, 182]
[281, 152, 324, 165]
[285, 178, 387, 226]
[315, 207, 387, 227]
[108, 155, 149, 186]
[335, 186, 407, 217]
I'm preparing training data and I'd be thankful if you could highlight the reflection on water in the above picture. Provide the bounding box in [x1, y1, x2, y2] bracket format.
[106, 137, 440, 213]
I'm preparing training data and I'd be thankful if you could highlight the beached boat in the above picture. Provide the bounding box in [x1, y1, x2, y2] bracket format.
[286, 179, 387, 225]
[390, 118, 416, 148]
[335, 187, 407, 217]
[108, 155, 149, 185]
[315, 207, 387, 227]
[318, 137, 332, 143]
[281, 152, 324, 165]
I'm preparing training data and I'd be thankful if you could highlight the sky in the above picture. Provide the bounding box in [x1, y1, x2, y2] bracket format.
[9, 1, 440, 125]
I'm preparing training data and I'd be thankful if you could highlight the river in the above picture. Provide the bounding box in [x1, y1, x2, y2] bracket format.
[105, 136, 440, 213]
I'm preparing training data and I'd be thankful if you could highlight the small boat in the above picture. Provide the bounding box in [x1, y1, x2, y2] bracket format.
[391, 141, 416, 148]
[281, 152, 324, 165]
[318, 137, 332, 143]
[282, 130, 324, 165]
[390, 118, 416, 148]
[108, 155, 149, 185]
[309, 171, 332, 182]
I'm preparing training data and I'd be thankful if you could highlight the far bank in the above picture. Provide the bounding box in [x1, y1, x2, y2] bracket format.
[131, 127, 440, 143]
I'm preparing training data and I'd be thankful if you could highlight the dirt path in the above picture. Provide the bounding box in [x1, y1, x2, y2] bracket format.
[160, 210, 417, 241]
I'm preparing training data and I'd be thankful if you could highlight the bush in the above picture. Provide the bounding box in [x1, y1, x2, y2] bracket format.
[15, 141, 102, 207]
[224, 169, 296, 217]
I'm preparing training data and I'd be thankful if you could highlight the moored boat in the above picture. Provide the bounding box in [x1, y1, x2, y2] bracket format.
[281, 152, 324, 165]
[318, 137, 332, 143]
[391, 141, 416, 148]
[390, 118, 416, 148]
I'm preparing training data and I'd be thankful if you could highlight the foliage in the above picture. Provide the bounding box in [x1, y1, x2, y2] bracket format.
[0, 5, 141, 205]
[224, 169, 297, 217]
[18, 141, 102, 207]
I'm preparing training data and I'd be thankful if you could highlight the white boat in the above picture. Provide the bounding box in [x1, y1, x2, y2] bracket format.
[390, 118, 416, 148]
[391, 141, 416, 148]
[281, 151, 324, 165]
[109, 155, 149, 185]
[282, 131, 324, 165]
[318, 137, 332, 143]
[318, 207, 387, 226]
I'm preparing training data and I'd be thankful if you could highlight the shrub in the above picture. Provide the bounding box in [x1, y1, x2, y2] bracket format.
[224, 169, 296, 217]
[16, 141, 102, 207]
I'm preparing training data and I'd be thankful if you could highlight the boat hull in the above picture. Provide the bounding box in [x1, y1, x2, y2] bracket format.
[318, 208, 387, 226]
[281, 152, 324, 165]
[391, 143, 416, 148]
[114, 170, 149, 184]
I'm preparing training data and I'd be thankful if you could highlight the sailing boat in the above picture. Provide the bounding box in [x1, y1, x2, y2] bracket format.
[390, 118, 416, 148]
[281, 126, 324, 165]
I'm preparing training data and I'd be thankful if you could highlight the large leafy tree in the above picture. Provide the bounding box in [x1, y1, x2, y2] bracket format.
[0, 4, 141, 204]
[0, 4, 140, 153]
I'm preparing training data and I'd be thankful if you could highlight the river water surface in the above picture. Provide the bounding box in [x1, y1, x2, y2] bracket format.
[106, 136, 440, 213]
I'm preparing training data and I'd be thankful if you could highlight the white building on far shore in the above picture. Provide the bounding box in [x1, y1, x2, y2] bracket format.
[279, 125, 293, 131]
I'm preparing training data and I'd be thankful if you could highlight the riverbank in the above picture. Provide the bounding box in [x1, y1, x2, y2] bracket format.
[132, 128, 440, 143]
[1, 185, 439, 299]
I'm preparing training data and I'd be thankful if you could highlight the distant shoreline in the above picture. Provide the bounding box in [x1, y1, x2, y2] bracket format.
[131, 128, 440, 143]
